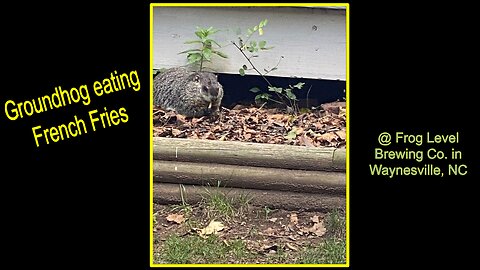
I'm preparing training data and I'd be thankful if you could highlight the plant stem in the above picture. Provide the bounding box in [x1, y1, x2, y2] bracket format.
[231, 41, 273, 87]
[268, 98, 283, 105]
[232, 41, 288, 105]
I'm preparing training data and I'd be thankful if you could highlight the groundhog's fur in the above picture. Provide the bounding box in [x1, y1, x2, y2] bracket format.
[153, 67, 224, 117]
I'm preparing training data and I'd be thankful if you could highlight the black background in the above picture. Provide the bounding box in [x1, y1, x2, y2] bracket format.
[2, 2, 478, 268]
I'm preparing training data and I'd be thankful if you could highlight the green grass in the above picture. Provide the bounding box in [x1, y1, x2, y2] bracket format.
[325, 209, 346, 238]
[294, 208, 346, 264]
[266, 245, 290, 263]
[158, 234, 251, 264]
[297, 238, 346, 264]
[201, 182, 253, 220]
[154, 189, 347, 265]
[204, 190, 236, 218]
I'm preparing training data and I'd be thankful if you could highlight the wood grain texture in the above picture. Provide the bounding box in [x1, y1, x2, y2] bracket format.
[154, 160, 345, 194]
[154, 183, 345, 211]
[153, 7, 346, 80]
[153, 137, 346, 172]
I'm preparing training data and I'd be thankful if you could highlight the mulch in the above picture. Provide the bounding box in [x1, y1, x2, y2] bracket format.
[153, 101, 346, 148]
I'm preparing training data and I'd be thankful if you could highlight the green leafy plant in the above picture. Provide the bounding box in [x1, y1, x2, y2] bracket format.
[232, 19, 306, 114]
[179, 26, 228, 71]
[250, 82, 305, 113]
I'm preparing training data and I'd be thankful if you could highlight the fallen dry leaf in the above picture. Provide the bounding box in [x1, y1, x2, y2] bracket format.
[290, 213, 298, 224]
[264, 227, 276, 236]
[310, 215, 320, 223]
[335, 130, 346, 140]
[199, 220, 225, 236]
[310, 221, 327, 236]
[153, 101, 346, 148]
[286, 242, 298, 251]
[300, 220, 327, 237]
[298, 134, 315, 147]
[261, 244, 279, 252]
[171, 128, 183, 136]
[317, 132, 338, 143]
[166, 213, 185, 224]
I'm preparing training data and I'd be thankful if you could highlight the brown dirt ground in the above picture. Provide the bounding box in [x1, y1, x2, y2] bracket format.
[153, 203, 345, 264]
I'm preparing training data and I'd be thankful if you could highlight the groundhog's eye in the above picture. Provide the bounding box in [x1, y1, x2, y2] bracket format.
[202, 86, 209, 93]
[194, 75, 200, 82]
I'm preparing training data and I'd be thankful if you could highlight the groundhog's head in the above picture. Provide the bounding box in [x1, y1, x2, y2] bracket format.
[190, 72, 223, 107]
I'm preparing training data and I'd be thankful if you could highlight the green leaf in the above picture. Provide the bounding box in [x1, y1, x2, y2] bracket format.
[260, 19, 268, 27]
[253, 25, 258, 31]
[258, 28, 263, 36]
[285, 128, 298, 140]
[285, 89, 297, 100]
[255, 93, 271, 102]
[178, 49, 202, 54]
[187, 53, 202, 64]
[184, 40, 202, 44]
[203, 48, 212, 59]
[212, 50, 228, 58]
[203, 41, 213, 50]
[247, 46, 255, 53]
[207, 27, 220, 35]
[268, 86, 283, 93]
[239, 68, 245, 76]
[259, 40, 266, 49]
[195, 30, 204, 39]
[250, 41, 257, 48]
[293, 82, 305, 89]
[249, 87, 261, 93]
[247, 28, 253, 35]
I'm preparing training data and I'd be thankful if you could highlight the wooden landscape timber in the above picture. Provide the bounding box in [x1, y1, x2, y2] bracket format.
[153, 137, 346, 172]
[154, 183, 345, 212]
[153, 137, 347, 211]
[154, 160, 345, 195]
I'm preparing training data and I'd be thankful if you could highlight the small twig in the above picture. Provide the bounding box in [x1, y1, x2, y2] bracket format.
[258, 102, 267, 110]
[306, 85, 313, 108]
[231, 41, 273, 87]
[263, 56, 284, 75]
[258, 232, 290, 238]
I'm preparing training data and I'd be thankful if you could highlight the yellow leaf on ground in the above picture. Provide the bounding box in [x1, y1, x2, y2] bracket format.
[199, 220, 225, 236]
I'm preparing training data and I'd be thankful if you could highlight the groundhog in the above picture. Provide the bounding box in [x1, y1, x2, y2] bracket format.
[153, 67, 224, 117]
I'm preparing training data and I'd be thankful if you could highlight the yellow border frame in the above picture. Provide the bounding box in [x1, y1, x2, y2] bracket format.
[150, 3, 350, 267]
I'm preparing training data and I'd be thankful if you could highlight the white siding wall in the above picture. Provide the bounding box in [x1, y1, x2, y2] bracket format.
[153, 7, 346, 80]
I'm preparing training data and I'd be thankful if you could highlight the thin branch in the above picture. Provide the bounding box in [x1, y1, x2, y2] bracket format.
[231, 41, 273, 87]
[264, 56, 284, 75]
